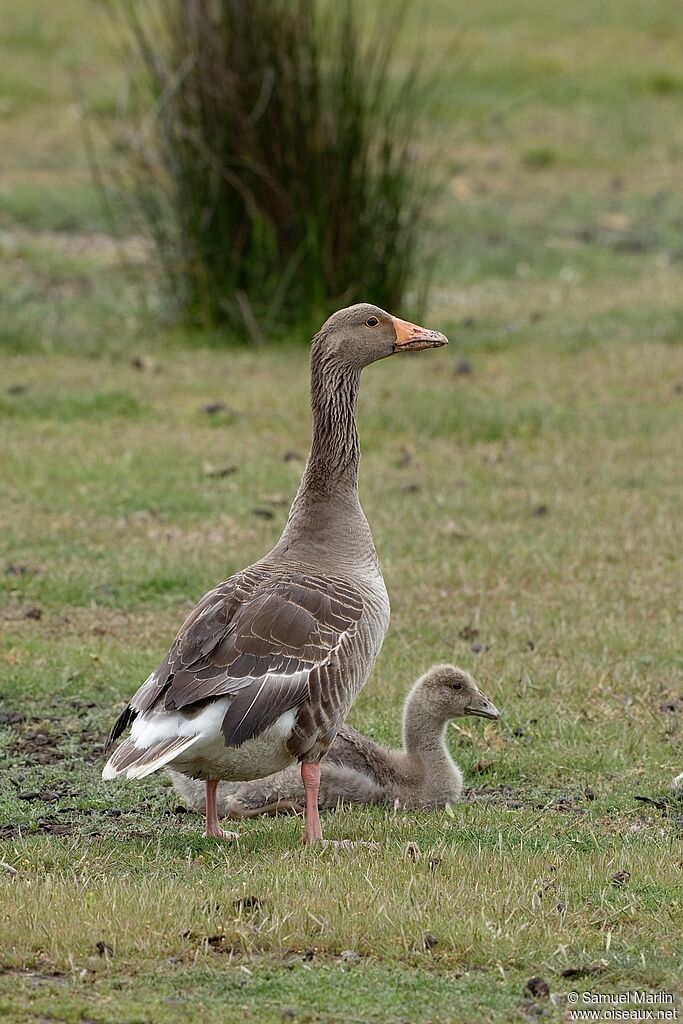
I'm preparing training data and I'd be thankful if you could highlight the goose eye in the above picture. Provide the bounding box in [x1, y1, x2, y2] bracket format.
[366, 316, 379, 327]
[451, 682, 463, 690]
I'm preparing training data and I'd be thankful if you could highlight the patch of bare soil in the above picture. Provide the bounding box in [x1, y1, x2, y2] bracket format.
[465, 785, 590, 813]
[9, 725, 62, 766]
[1, 819, 77, 839]
[4, 702, 104, 767]
[0, 966, 69, 985]
[0, 602, 168, 644]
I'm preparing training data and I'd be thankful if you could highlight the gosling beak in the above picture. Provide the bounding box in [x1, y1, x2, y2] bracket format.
[391, 315, 448, 353]
[465, 698, 500, 720]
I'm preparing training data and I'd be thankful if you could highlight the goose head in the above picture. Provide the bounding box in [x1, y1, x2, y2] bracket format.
[418, 664, 500, 722]
[315, 302, 448, 369]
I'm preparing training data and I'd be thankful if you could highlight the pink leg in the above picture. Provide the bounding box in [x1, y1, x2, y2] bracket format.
[300, 762, 370, 848]
[204, 780, 239, 840]
[301, 762, 324, 843]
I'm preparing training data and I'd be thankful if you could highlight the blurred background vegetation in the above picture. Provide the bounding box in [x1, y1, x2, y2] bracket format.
[2, 0, 683, 352]
[102, 0, 429, 335]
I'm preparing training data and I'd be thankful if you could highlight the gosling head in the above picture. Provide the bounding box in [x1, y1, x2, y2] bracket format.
[416, 664, 500, 722]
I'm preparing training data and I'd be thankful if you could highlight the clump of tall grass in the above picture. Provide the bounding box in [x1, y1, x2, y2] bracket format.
[107, 0, 433, 338]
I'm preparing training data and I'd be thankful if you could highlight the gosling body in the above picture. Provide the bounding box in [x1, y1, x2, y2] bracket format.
[170, 665, 500, 818]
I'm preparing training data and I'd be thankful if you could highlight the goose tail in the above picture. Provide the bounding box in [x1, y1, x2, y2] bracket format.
[102, 734, 201, 781]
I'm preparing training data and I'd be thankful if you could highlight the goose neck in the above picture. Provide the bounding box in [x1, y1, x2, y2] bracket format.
[276, 351, 379, 568]
[302, 355, 360, 495]
[402, 692, 450, 767]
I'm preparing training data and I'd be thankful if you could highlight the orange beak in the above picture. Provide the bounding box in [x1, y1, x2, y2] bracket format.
[391, 315, 448, 353]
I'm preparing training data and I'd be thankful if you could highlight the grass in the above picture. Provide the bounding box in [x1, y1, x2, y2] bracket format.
[2, 345, 682, 1022]
[1, 1, 683, 1021]
[106, 0, 429, 332]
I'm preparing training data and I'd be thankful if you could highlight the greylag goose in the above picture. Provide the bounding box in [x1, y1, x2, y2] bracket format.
[170, 665, 500, 816]
[102, 303, 447, 844]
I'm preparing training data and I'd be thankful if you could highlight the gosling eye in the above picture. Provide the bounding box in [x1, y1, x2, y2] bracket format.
[366, 315, 379, 327]
[450, 682, 463, 691]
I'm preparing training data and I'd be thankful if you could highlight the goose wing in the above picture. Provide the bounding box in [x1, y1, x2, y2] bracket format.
[106, 567, 364, 750]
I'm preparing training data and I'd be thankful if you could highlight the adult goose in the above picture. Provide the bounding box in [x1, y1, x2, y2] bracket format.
[102, 303, 447, 844]
[170, 665, 500, 817]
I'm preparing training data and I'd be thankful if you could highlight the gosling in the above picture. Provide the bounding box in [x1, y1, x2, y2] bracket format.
[170, 665, 500, 819]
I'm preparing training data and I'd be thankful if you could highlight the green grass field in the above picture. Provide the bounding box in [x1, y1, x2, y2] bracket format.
[1, 2, 682, 1021]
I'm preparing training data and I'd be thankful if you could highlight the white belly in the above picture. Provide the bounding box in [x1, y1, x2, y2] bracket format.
[130, 698, 298, 782]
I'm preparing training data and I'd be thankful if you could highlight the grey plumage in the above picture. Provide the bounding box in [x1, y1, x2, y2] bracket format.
[105, 568, 368, 768]
[102, 303, 447, 843]
[169, 665, 501, 816]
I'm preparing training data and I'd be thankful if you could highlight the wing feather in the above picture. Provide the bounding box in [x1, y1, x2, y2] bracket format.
[106, 567, 363, 753]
